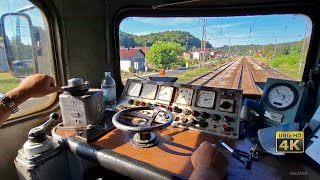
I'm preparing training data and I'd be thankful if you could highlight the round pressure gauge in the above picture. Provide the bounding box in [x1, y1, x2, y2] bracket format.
[264, 83, 298, 111]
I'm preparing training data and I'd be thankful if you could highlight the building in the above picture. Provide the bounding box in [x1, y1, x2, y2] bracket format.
[182, 52, 193, 60]
[192, 48, 213, 60]
[120, 48, 145, 71]
[0, 43, 9, 71]
[211, 50, 224, 58]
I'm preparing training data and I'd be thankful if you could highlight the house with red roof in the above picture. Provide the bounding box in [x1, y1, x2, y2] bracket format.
[192, 48, 213, 60]
[120, 48, 145, 71]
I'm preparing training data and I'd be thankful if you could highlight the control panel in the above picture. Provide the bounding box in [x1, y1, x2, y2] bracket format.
[115, 79, 243, 139]
[259, 78, 306, 126]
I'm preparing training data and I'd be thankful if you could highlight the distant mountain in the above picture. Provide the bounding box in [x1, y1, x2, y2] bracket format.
[120, 30, 212, 50]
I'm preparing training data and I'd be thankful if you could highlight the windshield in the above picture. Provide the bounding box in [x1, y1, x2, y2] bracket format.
[119, 14, 311, 95]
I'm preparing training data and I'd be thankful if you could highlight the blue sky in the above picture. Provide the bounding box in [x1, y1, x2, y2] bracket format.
[1, 0, 45, 44]
[120, 14, 311, 47]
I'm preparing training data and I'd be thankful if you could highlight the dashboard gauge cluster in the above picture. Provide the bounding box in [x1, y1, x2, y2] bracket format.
[115, 79, 243, 139]
[260, 78, 306, 126]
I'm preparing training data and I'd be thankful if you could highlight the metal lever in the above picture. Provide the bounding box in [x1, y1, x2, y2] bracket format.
[219, 140, 252, 169]
[28, 112, 59, 143]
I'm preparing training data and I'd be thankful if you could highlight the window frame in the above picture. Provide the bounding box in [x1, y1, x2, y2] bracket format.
[1, 0, 65, 126]
[114, 4, 318, 87]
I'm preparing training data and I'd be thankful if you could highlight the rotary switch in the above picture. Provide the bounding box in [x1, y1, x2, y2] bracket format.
[220, 101, 231, 109]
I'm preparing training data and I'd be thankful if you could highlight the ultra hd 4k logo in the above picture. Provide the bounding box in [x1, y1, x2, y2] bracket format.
[276, 131, 304, 153]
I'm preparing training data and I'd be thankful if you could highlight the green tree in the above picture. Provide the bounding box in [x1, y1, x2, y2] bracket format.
[119, 31, 136, 48]
[147, 41, 184, 69]
[132, 31, 212, 50]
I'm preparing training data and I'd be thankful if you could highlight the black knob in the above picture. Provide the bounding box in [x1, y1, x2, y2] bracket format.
[128, 100, 134, 105]
[50, 112, 59, 120]
[192, 111, 200, 117]
[212, 114, 221, 121]
[174, 117, 180, 121]
[191, 119, 198, 125]
[198, 120, 208, 127]
[181, 118, 188, 123]
[173, 106, 182, 113]
[223, 116, 233, 122]
[212, 123, 217, 128]
[200, 112, 210, 119]
[220, 101, 231, 109]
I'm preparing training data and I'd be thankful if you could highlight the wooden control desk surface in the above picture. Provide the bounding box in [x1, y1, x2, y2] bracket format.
[56, 126, 320, 179]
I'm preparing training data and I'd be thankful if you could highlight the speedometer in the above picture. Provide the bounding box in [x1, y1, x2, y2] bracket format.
[265, 83, 298, 111]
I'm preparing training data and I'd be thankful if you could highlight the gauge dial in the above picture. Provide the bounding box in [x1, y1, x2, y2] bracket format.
[176, 88, 194, 105]
[140, 84, 158, 99]
[265, 83, 298, 111]
[127, 82, 142, 97]
[157, 86, 174, 101]
[196, 90, 216, 108]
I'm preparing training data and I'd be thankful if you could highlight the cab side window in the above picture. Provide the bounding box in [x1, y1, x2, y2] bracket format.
[0, 0, 56, 119]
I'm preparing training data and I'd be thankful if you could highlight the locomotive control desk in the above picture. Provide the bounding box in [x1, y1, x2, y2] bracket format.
[54, 126, 319, 180]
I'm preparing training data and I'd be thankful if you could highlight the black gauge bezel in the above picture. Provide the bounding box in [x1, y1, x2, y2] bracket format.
[264, 83, 299, 111]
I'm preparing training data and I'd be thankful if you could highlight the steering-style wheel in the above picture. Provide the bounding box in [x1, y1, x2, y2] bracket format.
[112, 106, 174, 148]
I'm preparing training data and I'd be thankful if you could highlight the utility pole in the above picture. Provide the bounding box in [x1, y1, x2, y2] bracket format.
[272, 36, 277, 60]
[200, 17, 207, 67]
[299, 20, 311, 73]
[144, 41, 149, 72]
[228, 38, 231, 57]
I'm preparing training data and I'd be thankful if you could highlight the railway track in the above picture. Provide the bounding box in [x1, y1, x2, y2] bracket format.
[187, 59, 238, 86]
[186, 56, 295, 94]
[236, 57, 262, 94]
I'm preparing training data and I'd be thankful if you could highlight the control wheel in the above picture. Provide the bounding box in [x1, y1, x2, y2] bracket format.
[112, 106, 173, 148]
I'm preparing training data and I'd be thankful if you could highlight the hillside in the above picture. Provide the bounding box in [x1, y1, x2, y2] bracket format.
[120, 30, 212, 50]
[217, 40, 305, 57]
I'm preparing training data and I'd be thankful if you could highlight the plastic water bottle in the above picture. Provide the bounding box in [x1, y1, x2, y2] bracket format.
[101, 72, 116, 110]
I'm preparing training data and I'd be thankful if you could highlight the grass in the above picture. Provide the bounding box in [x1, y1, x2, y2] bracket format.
[255, 56, 303, 80]
[176, 60, 229, 84]
[0, 73, 20, 92]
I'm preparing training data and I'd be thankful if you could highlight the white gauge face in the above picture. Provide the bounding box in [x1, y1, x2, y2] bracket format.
[176, 88, 194, 105]
[140, 84, 158, 99]
[157, 86, 174, 101]
[267, 85, 297, 110]
[127, 82, 142, 97]
[196, 90, 216, 108]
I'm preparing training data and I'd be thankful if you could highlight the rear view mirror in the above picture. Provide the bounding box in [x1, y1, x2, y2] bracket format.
[1, 13, 38, 78]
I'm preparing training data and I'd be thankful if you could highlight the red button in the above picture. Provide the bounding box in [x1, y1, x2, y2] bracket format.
[140, 101, 146, 106]
[166, 106, 173, 112]
[160, 104, 166, 108]
[222, 123, 229, 131]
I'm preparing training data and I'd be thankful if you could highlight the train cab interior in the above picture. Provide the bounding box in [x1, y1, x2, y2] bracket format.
[1, 0, 320, 179]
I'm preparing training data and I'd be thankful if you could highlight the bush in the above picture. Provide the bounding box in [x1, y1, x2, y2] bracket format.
[129, 66, 135, 73]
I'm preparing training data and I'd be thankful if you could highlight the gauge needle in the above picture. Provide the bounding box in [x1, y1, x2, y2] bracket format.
[160, 92, 167, 96]
[276, 89, 280, 94]
[204, 98, 211, 101]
